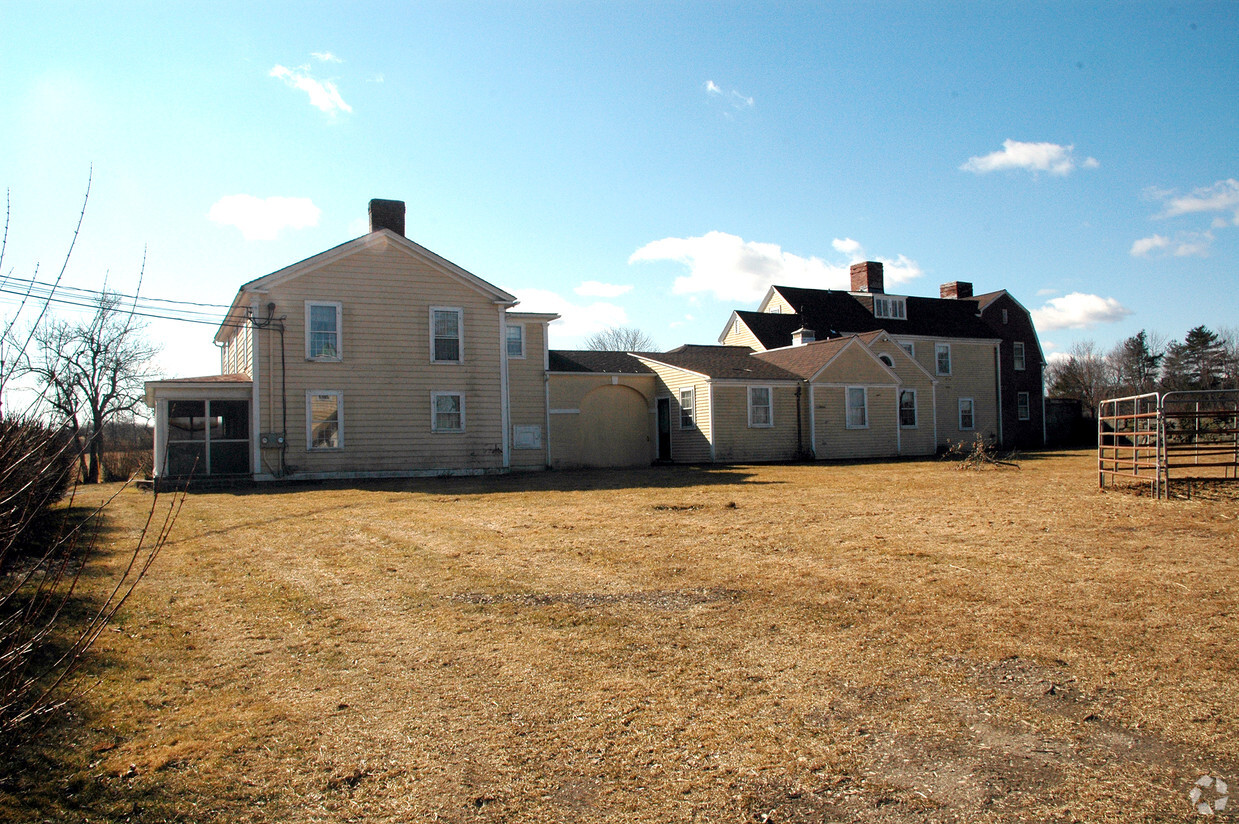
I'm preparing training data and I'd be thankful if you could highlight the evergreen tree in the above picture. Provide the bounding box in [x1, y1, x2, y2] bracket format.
[1109, 330, 1162, 395]
[1161, 325, 1225, 391]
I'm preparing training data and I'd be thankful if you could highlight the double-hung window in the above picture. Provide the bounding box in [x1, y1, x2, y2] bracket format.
[899, 341, 914, 358]
[1013, 341, 1026, 371]
[432, 392, 465, 432]
[679, 388, 695, 428]
[506, 324, 525, 358]
[1017, 392, 1031, 421]
[846, 387, 868, 429]
[306, 302, 342, 360]
[431, 307, 463, 363]
[307, 391, 342, 449]
[748, 386, 772, 427]
[936, 343, 952, 375]
[899, 389, 917, 428]
[958, 398, 975, 431]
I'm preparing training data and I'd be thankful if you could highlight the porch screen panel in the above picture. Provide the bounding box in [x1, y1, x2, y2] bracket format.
[165, 400, 206, 476]
[209, 400, 250, 474]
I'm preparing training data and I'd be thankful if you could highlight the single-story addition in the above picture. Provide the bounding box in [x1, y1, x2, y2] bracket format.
[545, 331, 941, 468]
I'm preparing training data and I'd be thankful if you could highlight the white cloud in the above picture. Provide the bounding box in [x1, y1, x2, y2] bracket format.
[1158, 178, 1239, 222]
[574, 280, 633, 299]
[1031, 293, 1132, 331]
[703, 80, 753, 112]
[311, 51, 343, 63]
[960, 139, 1098, 176]
[1130, 234, 1170, 257]
[831, 237, 862, 256]
[270, 64, 352, 115]
[1045, 350, 1071, 365]
[511, 288, 627, 345]
[1130, 231, 1214, 258]
[1172, 231, 1214, 257]
[628, 231, 922, 304]
[1035, 288, 1059, 297]
[208, 195, 321, 240]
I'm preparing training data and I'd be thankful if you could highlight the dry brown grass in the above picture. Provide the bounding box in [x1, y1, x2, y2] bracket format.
[3, 450, 1237, 823]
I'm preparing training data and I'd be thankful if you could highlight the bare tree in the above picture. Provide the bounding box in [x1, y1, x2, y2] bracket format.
[584, 326, 656, 352]
[0, 179, 180, 736]
[28, 293, 159, 482]
[1045, 339, 1114, 414]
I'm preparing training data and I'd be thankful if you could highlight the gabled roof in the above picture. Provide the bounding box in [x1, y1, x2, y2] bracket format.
[636, 345, 800, 382]
[547, 350, 655, 374]
[215, 229, 519, 342]
[724, 310, 806, 349]
[769, 285, 998, 341]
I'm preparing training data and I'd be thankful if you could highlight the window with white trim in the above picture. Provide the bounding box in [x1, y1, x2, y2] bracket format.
[307, 391, 342, 449]
[958, 397, 975, 431]
[748, 386, 772, 427]
[936, 343, 952, 375]
[679, 388, 695, 428]
[846, 387, 868, 429]
[431, 307, 463, 363]
[899, 389, 917, 428]
[1017, 392, 1031, 421]
[873, 296, 907, 320]
[306, 302, 342, 360]
[899, 341, 914, 358]
[506, 324, 525, 358]
[431, 391, 465, 432]
[1013, 341, 1026, 371]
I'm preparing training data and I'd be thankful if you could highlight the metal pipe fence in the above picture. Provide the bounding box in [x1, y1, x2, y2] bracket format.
[1098, 389, 1239, 499]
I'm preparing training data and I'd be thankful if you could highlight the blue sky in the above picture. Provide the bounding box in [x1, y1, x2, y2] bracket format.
[1, 2, 1236, 385]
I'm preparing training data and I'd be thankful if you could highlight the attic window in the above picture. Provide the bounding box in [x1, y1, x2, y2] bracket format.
[873, 296, 906, 320]
[879, 354, 894, 367]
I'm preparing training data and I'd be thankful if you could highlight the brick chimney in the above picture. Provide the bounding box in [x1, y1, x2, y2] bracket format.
[850, 261, 884, 294]
[369, 199, 406, 236]
[939, 281, 973, 300]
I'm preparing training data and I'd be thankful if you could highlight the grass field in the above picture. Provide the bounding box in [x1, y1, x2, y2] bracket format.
[3, 450, 1237, 822]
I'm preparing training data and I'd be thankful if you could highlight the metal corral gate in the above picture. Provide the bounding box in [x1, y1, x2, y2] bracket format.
[1098, 390, 1239, 498]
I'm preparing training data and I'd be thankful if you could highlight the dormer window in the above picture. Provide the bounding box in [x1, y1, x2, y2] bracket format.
[873, 296, 906, 320]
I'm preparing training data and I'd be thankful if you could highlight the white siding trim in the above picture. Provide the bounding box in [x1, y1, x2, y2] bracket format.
[708, 383, 717, 462]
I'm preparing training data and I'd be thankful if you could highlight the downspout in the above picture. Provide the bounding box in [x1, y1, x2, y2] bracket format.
[895, 384, 902, 455]
[808, 382, 818, 458]
[249, 297, 262, 478]
[708, 382, 716, 463]
[543, 322, 552, 468]
[995, 342, 1004, 446]
[498, 306, 511, 469]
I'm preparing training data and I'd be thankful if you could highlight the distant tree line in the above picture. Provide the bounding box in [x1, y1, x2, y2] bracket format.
[1047, 325, 1239, 412]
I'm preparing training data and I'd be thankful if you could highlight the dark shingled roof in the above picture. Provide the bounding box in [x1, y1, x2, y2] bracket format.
[750, 286, 998, 347]
[638, 345, 800, 381]
[548, 350, 654, 374]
